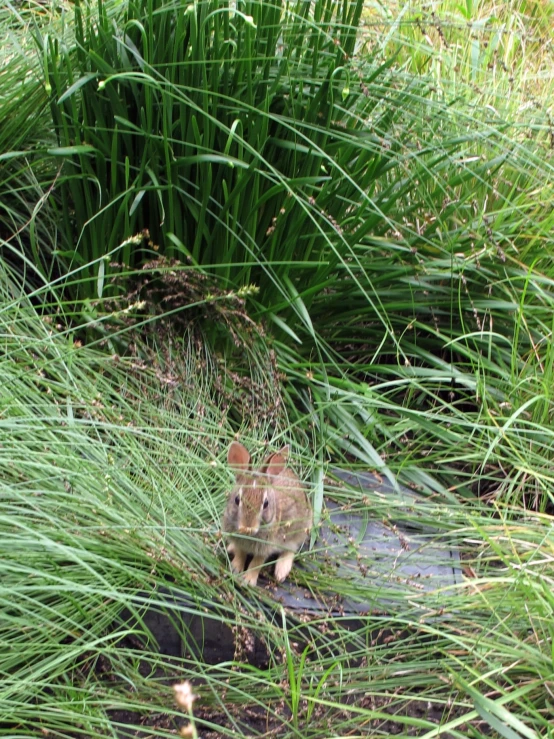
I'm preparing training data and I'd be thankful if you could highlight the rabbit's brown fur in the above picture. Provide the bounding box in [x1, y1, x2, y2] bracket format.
[222, 442, 311, 586]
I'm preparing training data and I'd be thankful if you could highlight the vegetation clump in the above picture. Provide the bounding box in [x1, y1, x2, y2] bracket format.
[0, 0, 553, 736]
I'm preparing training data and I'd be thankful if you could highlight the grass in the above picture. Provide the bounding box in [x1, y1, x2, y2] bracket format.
[1, 273, 553, 737]
[1, 0, 554, 736]
[362, 0, 554, 102]
[28, 0, 370, 294]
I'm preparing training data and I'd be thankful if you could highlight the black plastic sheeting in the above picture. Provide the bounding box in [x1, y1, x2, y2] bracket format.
[119, 469, 461, 666]
[273, 468, 461, 613]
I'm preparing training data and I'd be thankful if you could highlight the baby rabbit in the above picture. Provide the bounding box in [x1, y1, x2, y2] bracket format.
[222, 441, 312, 586]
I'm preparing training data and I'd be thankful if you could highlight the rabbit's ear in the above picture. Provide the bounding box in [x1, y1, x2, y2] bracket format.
[228, 441, 251, 472]
[265, 450, 288, 478]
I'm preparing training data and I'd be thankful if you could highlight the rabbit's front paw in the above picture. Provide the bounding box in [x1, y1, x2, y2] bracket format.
[230, 549, 246, 574]
[241, 568, 260, 586]
[274, 551, 295, 583]
[241, 554, 266, 586]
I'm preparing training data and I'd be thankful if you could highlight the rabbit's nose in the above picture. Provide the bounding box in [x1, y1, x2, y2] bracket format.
[239, 526, 254, 535]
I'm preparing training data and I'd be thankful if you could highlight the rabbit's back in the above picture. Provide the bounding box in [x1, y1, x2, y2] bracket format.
[273, 468, 312, 546]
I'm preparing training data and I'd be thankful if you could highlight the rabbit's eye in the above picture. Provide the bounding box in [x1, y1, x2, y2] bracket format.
[263, 499, 269, 509]
[234, 495, 240, 506]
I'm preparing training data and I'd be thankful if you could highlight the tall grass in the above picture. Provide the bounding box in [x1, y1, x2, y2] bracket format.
[1, 259, 553, 737]
[34, 0, 370, 296]
[363, 0, 554, 103]
[2, 0, 553, 502]
[1, 3, 553, 732]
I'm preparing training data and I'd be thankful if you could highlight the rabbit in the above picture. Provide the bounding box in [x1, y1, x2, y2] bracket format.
[222, 441, 312, 586]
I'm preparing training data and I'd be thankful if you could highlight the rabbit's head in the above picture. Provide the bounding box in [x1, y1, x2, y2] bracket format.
[225, 441, 289, 536]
